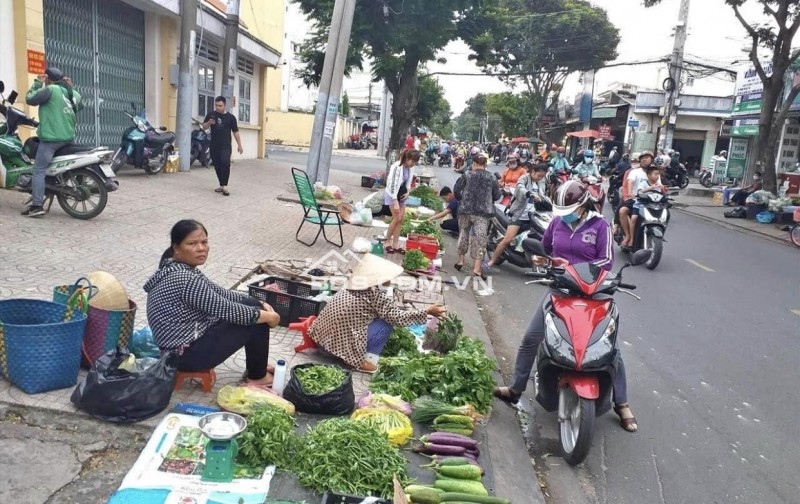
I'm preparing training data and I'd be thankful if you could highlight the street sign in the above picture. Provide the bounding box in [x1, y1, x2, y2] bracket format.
[27, 49, 45, 75]
[628, 119, 640, 128]
[599, 124, 612, 139]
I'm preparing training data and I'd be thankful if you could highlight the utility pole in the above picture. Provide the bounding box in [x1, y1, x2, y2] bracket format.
[221, 0, 241, 103]
[176, 0, 197, 172]
[306, 0, 357, 184]
[377, 85, 391, 156]
[367, 82, 373, 121]
[658, 0, 690, 152]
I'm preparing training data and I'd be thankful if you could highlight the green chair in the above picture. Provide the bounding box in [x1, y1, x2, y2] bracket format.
[291, 167, 344, 247]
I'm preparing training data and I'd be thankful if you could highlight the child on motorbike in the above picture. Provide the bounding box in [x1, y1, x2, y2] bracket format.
[628, 165, 666, 242]
[494, 180, 638, 433]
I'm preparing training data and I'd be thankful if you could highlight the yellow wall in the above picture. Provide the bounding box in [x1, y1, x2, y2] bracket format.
[265, 111, 360, 148]
[239, 0, 284, 53]
[12, 0, 44, 139]
[160, 17, 179, 132]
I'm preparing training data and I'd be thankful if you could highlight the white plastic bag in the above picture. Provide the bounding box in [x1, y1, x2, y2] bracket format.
[352, 237, 373, 253]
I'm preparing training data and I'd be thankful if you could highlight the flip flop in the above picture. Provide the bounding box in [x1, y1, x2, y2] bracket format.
[214, 188, 224, 193]
[614, 403, 639, 432]
[454, 263, 464, 271]
[494, 386, 521, 405]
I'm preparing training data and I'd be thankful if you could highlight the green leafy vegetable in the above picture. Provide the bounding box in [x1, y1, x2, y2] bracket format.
[410, 185, 444, 212]
[293, 418, 408, 498]
[294, 365, 347, 395]
[383, 326, 420, 357]
[403, 249, 430, 271]
[237, 406, 301, 468]
[424, 314, 463, 354]
[411, 220, 445, 248]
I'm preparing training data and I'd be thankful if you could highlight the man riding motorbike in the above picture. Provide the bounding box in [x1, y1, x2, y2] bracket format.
[618, 151, 665, 248]
[493, 180, 637, 432]
[22, 67, 82, 217]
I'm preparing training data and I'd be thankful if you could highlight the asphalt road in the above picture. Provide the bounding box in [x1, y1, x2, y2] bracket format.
[271, 149, 800, 503]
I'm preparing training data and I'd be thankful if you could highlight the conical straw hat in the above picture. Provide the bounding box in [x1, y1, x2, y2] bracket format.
[346, 252, 404, 290]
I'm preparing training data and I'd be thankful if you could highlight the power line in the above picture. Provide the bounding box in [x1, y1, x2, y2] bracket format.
[428, 58, 670, 77]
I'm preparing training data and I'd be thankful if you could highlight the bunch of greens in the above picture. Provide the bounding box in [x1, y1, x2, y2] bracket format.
[402, 249, 430, 271]
[399, 213, 416, 236]
[370, 337, 497, 413]
[382, 326, 420, 357]
[423, 313, 463, 354]
[294, 365, 347, 395]
[294, 418, 408, 498]
[410, 219, 445, 248]
[238, 406, 301, 468]
[410, 185, 444, 212]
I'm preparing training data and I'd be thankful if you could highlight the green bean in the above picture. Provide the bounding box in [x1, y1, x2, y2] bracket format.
[294, 365, 347, 395]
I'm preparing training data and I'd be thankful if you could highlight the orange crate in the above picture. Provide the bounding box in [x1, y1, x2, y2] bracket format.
[406, 233, 439, 260]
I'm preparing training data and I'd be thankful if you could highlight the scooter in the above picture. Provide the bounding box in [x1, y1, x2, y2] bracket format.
[0, 81, 117, 220]
[607, 171, 624, 209]
[523, 240, 652, 465]
[613, 190, 675, 270]
[698, 166, 714, 187]
[438, 152, 452, 167]
[110, 103, 175, 175]
[664, 163, 690, 189]
[580, 175, 606, 212]
[486, 196, 553, 270]
[190, 118, 211, 168]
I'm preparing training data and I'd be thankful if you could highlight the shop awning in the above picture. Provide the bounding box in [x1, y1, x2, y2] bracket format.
[567, 130, 601, 138]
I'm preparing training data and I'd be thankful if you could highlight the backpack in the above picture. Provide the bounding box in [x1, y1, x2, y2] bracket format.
[724, 207, 746, 219]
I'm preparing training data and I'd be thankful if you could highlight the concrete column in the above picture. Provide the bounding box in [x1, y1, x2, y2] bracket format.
[144, 12, 162, 126]
[0, 0, 18, 93]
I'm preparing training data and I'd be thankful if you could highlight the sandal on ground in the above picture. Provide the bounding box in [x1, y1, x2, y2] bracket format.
[214, 187, 224, 193]
[385, 246, 396, 254]
[481, 261, 493, 271]
[473, 271, 487, 281]
[614, 403, 638, 432]
[222, 188, 230, 196]
[494, 386, 521, 405]
[353, 361, 378, 374]
[454, 263, 464, 271]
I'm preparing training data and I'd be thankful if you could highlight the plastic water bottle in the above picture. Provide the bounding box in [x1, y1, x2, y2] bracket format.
[272, 359, 287, 395]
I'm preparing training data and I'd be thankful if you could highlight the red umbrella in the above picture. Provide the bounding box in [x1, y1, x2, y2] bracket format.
[567, 130, 602, 138]
[510, 136, 529, 143]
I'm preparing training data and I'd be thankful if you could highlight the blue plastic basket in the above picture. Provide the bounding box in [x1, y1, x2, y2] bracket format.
[0, 299, 87, 394]
[756, 211, 775, 224]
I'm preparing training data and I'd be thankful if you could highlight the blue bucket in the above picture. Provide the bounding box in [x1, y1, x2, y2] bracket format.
[0, 299, 87, 394]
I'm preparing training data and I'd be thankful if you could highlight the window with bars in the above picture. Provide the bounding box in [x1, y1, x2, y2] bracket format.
[237, 56, 255, 76]
[196, 39, 220, 62]
[198, 63, 216, 118]
[238, 78, 251, 123]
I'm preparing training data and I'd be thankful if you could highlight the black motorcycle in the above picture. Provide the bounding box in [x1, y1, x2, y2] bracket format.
[110, 103, 175, 175]
[664, 163, 690, 189]
[487, 197, 553, 270]
[613, 190, 675, 270]
[438, 152, 452, 167]
[190, 118, 211, 168]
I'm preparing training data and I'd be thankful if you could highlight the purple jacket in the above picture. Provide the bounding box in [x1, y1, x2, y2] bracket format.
[542, 211, 614, 271]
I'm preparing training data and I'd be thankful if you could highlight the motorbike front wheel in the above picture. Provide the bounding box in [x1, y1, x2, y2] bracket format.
[699, 173, 713, 188]
[559, 386, 595, 466]
[56, 168, 108, 220]
[645, 233, 663, 270]
[679, 175, 690, 189]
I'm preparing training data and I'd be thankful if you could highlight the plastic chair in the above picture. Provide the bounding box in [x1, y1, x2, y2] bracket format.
[290, 316, 318, 353]
[174, 369, 217, 393]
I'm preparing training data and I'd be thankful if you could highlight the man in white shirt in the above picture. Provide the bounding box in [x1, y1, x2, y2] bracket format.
[618, 151, 660, 247]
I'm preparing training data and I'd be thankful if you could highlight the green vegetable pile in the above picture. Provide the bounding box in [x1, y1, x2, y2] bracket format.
[382, 326, 420, 357]
[424, 314, 463, 354]
[397, 214, 445, 248]
[402, 249, 430, 271]
[294, 365, 347, 395]
[294, 418, 408, 498]
[410, 185, 444, 212]
[370, 337, 497, 413]
[238, 406, 301, 468]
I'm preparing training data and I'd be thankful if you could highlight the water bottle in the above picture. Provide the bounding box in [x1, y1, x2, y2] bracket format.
[272, 359, 287, 395]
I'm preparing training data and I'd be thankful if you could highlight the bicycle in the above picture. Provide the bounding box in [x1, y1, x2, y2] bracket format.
[790, 223, 800, 247]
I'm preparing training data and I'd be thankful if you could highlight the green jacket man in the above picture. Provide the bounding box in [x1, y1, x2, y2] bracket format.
[21, 67, 82, 217]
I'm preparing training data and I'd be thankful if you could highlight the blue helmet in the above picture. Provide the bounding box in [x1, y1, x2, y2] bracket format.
[583, 149, 594, 160]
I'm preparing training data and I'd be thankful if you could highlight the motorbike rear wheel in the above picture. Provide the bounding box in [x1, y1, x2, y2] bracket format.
[56, 168, 108, 220]
[699, 173, 713, 188]
[559, 386, 595, 466]
[146, 145, 171, 175]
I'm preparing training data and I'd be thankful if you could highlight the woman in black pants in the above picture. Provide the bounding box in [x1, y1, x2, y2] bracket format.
[144, 220, 280, 388]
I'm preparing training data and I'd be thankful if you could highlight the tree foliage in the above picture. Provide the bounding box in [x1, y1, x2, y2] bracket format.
[454, 92, 536, 140]
[416, 75, 453, 135]
[340, 92, 350, 116]
[294, 0, 496, 152]
[646, 0, 799, 192]
[460, 0, 619, 132]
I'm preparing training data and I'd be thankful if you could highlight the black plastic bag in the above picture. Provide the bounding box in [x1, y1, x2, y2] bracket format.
[724, 207, 747, 219]
[70, 347, 178, 423]
[282, 363, 355, 415]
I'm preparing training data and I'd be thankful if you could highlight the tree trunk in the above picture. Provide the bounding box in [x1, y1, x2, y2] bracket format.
[753, 82, 784, 193]
[387, 55, 421, 153]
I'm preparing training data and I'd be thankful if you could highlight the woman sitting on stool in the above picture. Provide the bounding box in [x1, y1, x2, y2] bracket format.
[144, 220, 280, 389]
[727, 171, 763, 206]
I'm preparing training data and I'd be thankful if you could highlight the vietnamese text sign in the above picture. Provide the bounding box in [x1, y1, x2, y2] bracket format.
[628, 119, 639, 128]
[727, 138, 748, 179]
[733, 59, 800, 115]
[27, 49, 46, 75]
[599, 124, 612, 139]
[731, 117, 760, 137]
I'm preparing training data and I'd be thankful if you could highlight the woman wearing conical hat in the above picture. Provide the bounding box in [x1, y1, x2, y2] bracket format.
[308, 253, 446, 373]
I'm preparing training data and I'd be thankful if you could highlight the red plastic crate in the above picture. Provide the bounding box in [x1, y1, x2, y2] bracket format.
[406, 233, 439, 260]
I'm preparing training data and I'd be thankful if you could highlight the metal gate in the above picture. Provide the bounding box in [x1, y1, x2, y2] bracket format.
[43, 0, 144, 147]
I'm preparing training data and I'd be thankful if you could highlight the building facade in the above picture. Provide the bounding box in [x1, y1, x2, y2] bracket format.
[0, 0, 284, 160]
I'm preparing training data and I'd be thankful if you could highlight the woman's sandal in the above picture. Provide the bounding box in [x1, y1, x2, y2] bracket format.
[454, 263, 464, 271]
[385, 246, 396, 254]
[396, 248, 406, 254]
[493, 386, 521, 405]
[473, 271, 488, 281]
[614, 403, 639, 432]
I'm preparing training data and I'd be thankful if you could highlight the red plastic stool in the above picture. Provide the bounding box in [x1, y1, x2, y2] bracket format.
[175, 369, 217, 393]
[290, 316, 318, 353]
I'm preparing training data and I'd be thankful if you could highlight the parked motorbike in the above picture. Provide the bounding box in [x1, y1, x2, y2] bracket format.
[0, 81, 117, 220]
[190, 118, 211, 168]
[523, 239, 652, 465]
[613, 190, 675, 270]
[110, 103, 175, 175]
[698, 166, 714, 188]
[487, 196, 553, 270]
[438, 152, 452, 167]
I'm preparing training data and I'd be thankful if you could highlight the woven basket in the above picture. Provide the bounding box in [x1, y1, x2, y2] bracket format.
[0, 299, 87, 394]
[83, 299, 137, 366]
[53, 277, 97, 313]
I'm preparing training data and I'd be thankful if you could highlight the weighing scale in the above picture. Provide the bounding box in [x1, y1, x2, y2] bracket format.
[198, 412, 247, 483]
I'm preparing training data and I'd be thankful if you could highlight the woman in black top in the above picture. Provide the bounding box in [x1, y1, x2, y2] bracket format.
[453, 151, 500, 279]
[144, 220, 279, 388]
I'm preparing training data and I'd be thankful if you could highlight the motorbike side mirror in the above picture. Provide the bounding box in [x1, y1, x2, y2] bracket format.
[159, 126, 167, 131]
[8, 90, 18, 104]
[629, 249, 653, 267]
[523, 238, 547, 257]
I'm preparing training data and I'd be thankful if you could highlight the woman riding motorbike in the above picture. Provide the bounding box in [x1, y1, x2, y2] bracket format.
[493, 180, 638, 433]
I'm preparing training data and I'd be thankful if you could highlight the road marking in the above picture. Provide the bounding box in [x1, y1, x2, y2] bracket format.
[791, 309, 800, 317]
[685, 259, 715, 272]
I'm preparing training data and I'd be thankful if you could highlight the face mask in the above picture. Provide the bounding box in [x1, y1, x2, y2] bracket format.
[557, 153, 564, 158]
[753, 176, 760, 181]
[561, 211, 580, 224]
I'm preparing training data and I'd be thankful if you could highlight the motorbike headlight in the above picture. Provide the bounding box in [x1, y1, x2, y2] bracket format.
[544, 313, 575, 365]
[583, 318, 616, 368]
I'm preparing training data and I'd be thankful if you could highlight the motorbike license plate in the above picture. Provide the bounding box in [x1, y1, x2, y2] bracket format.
[99, 164, 115, 178]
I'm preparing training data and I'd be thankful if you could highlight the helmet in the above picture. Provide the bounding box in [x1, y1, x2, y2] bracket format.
[507, 152, 519, 162]
[470, 146, 481, 156]
[639, 150, 654, 161]
[654, 156, 664, 167]
[557, 146, 566, 153]
[673, 151, 680, 157]
[583, 149, 595, 160]
[553, 180, 590, 216]
[550, 143, 558, 151]
[719, 150, 727, 157]
[622, 153, 630, 161]
[45, 67, 64, 82]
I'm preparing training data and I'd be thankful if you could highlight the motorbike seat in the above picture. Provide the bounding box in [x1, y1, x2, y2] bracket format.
[147, 131, 176, 144]
[495, 206, 511, 227]
[54, 144, 97, 156]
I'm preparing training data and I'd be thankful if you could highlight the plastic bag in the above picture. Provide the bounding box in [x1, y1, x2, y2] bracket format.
[356, 392, 412, 416]
[217, 384, 295, 415]
[70, 347, 178, 423]
[351, 407, 413, 446]
[129, 326, 161, 359]
[352, 237, 373, 253]
[282, 363, 355, 415]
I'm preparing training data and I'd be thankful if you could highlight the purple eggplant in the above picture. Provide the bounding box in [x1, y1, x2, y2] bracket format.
[421, 433, 479, 450]
[413, 442, 467, 456]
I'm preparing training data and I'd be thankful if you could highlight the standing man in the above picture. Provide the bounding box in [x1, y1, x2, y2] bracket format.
[203, 96, 243, 196]
[22, 67, 81, 217]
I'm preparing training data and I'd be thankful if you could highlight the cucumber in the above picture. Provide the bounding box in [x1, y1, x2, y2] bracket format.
[439, 493, 512, 504]
[434, 479, 489, 496]
[405, 484, 443, 495]
[410, 488, 442, 504]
